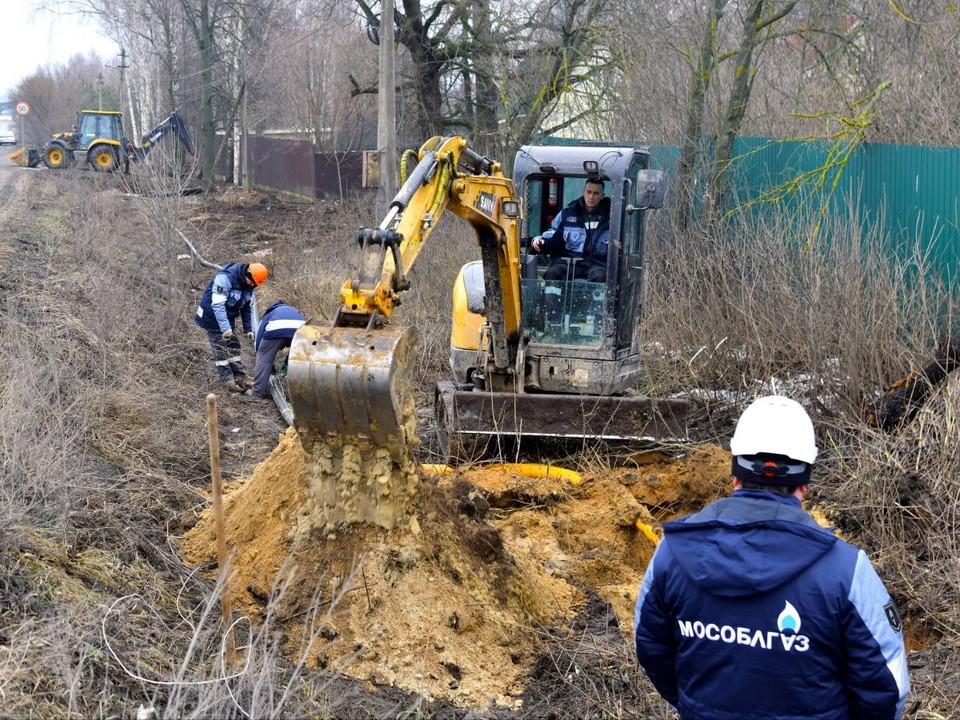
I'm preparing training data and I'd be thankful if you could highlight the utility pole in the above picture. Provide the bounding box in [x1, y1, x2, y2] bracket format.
[107, 49, 132, 135]
[375, 0, 397, 217]
[242, 76, 250, 195]
[117, 48, 128, 107]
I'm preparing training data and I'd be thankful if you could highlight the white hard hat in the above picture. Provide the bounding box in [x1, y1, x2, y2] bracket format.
[729, 395, 818, 464]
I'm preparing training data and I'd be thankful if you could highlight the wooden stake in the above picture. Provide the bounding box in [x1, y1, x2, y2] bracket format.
[207, 393, 235, 658]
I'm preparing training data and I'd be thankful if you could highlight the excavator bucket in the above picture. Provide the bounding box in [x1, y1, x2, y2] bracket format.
[287, 322, 418, 461]
[9, 147, 27, 167]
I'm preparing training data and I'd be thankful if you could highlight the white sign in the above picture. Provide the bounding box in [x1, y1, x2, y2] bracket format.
[15, 102, 30, 116]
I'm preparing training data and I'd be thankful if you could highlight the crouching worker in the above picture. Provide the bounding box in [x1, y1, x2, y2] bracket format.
[195, 262, 269, 392]
[634, 395, 910, 720]
[252, 300, 305, 398]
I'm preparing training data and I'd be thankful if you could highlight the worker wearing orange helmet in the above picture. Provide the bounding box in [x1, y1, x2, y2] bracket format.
[195, 262, 268, 392]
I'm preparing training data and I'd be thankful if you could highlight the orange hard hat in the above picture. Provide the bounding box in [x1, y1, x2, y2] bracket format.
[247, 262, 269, 286]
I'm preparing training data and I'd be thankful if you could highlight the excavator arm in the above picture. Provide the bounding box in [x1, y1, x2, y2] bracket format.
[288, 136, 523, 460]
[134, 111, 196, 160]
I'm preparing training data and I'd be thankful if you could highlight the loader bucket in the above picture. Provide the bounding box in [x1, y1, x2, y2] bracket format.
[288, 322, 418, 462]
[9, 147, 27, 167]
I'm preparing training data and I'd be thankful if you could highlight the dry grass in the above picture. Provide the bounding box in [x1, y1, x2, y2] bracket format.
[2, 167, 960, 717]
[643, 201, 954, 422]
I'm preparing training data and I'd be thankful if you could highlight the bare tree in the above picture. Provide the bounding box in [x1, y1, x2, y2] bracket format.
[13, 55, 116, 145]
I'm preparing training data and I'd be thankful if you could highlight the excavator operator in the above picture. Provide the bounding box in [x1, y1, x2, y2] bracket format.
[530, 177, 611, 283]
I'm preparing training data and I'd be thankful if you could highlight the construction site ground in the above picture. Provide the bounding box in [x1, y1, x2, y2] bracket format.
[1, 156, 955, 718]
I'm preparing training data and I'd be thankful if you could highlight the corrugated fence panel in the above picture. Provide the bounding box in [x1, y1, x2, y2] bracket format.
[248, 136, 315, 197]
[724, 137, 960, 282]
[314, 152, 364, 199]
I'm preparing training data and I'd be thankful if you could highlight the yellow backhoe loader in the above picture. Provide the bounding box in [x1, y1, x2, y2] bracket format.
[288, 136, 692, 467]
[11, 110, 194, 172]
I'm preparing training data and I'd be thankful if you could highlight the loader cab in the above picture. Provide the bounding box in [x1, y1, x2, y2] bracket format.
[513, 144, 664, 395]
[76, 111, 124, 150]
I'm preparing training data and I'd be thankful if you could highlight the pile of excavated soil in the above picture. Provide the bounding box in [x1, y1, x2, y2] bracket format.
[180, 431, 731, 708]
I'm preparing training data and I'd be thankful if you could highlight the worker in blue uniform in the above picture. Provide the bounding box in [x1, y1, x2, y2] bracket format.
[252, 300, 305, 398]
[634, 395, 910, 720]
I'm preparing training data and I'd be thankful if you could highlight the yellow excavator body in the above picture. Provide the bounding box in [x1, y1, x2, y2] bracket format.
[288, 134, 691, 496]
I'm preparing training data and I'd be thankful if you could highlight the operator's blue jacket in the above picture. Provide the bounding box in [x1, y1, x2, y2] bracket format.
[540, 195, 610, 271]
[634, 489, 910, 720]
[254, 301, 305, 351]
[195, 263, 255, 334]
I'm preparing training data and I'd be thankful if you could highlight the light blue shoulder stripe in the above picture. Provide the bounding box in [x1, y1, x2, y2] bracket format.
[849, 550, 911, 712]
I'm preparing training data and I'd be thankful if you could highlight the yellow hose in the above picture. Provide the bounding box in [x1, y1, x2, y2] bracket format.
[493, 463, 582, 484]
[420, 463, 454, 476]
[428, 153, 452, 219]
[419, 462, 582, 485]
[635, 519, 661, 546]
[400, 149, 418, 184]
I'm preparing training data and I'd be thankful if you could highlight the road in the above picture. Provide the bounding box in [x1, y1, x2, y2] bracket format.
[0, 144, 32, 196]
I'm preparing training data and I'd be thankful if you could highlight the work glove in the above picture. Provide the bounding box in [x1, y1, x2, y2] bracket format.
[245, 332, 255, 341]
[222, 329, 234, 339]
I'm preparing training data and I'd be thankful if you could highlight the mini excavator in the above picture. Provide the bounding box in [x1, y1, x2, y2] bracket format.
[288, 136, 692, 463]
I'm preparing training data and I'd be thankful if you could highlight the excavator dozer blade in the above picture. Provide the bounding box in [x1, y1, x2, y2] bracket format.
[288, 322, 417, 460]
[435, 381, 694, 462]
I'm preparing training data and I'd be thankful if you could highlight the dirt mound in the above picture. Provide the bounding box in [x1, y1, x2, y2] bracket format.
[181, 432, 730, 708]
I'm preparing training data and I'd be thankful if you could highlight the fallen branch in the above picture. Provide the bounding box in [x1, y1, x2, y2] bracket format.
[869, 337, 960, 431]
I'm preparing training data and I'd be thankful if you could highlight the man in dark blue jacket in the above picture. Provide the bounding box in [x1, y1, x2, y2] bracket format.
[634, 395, 910, 720]
[531, 178, 610, 283]
[194, 262, 268, 392]
[252, 300, 305, 398]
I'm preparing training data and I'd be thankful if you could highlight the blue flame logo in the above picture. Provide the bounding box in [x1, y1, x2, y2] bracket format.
[777, 601, 802, 634]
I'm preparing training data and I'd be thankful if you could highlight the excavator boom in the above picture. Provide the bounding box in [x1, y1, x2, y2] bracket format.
[288, 136, 523, 460]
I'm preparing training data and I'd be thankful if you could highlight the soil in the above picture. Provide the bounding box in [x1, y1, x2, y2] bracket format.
[180, 432, 733, 708]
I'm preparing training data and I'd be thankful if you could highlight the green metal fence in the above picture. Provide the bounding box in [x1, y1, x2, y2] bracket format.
[537, 135, 960, 280]
[647, 137, 960, 282]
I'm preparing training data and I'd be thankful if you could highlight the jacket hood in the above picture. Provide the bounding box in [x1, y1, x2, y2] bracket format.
[663, 490, 838, 597]
[221, 262, 248, 283]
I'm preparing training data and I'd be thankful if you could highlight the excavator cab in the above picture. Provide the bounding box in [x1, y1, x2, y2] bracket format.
[521, 174, 610, 348]
[441, 143, 685, 459]
[449, 144, 666, 395]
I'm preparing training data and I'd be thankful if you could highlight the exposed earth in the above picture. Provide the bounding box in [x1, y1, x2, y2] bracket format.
[181, 431, 732, 708]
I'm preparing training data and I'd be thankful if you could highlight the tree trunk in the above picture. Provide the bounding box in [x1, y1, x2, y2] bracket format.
[674, 0, 727, 232]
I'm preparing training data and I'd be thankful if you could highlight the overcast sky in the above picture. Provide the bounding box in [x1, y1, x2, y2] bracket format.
[2, 1, 119, 100]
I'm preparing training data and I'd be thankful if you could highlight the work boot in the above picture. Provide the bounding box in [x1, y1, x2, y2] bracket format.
[234, 375, 254, 390]
[221, 382, 244, 394]
[238, 391, 267, 402]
